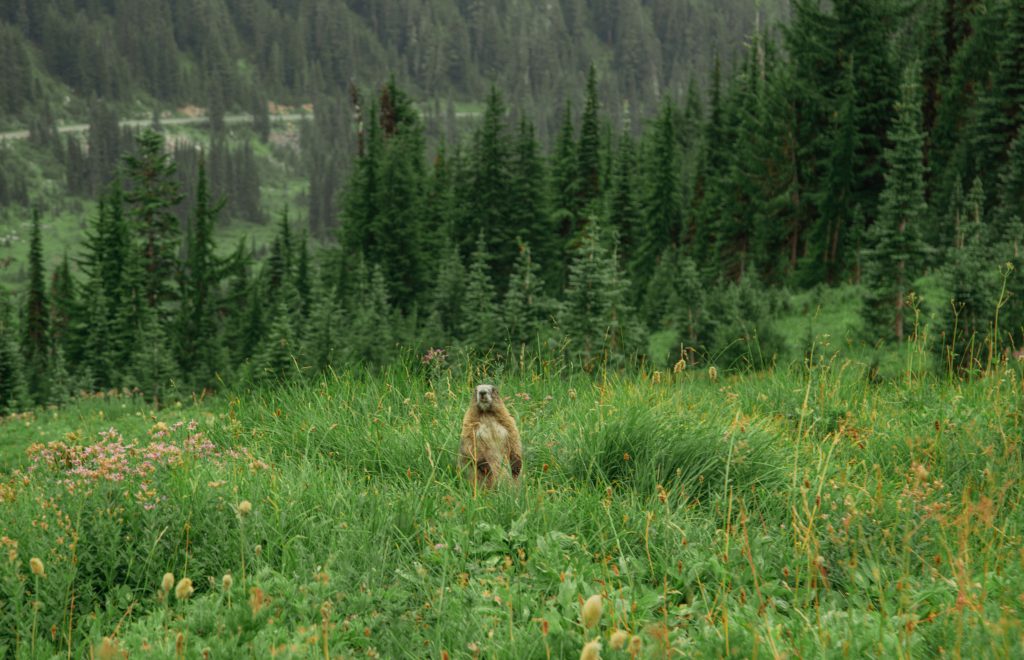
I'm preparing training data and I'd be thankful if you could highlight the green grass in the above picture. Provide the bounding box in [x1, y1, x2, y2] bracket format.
[1, 352, 1022, 657]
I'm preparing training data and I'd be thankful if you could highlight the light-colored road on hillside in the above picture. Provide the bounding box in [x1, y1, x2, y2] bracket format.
[0, 113, 312, 142]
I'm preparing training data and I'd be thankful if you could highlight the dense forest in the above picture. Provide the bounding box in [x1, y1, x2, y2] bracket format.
[3, 0, 1024, 411]
[0, 0, 789, 130]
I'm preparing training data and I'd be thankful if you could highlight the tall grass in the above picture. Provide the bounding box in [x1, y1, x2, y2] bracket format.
[1, 351, 1022, 657]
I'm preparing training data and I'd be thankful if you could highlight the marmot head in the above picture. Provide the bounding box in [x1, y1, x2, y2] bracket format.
[474, 384, 499, 412]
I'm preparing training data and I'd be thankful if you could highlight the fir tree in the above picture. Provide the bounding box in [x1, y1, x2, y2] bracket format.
[863, 66, 930, 343]
[123, 129, 184, 309]
[0, 299, 29, 413]
[559, 222, 642, 370]
[127, 302, 178, 402]
[254, 300, 297, 381]
[346, 264, 394, 365]
[177, 158, 225, 390]
[427, 240, 466, 343]
[301, 276, 344, 374]
[577, 64, 602, 212]
[503, 241, 553, 347]
[22, 209, 49, 403]
[636, 100, 684, 292]
[460, 233, 501, 349]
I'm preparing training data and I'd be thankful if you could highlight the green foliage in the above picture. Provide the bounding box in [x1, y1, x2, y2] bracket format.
[4, 358, 1024, 657]
[22, 210, 49, 403]
[559, 223, 644, 369]
[862, 65, 930, 344]
[459, 233, 501, 349]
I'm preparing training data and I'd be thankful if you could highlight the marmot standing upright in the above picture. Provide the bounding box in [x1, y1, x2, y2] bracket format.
[460, 384, 522, 488]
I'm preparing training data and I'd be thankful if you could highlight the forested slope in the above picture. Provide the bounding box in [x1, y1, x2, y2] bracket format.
[0, 0, 789, 127]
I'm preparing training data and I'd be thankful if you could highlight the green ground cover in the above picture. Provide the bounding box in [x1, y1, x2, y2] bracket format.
[1, 350, 1021, 657]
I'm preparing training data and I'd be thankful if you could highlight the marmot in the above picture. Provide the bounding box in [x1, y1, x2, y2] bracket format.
[460, 384, 522, 488]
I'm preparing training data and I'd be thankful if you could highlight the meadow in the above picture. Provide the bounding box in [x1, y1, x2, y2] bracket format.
[1, 341, 1022, 659]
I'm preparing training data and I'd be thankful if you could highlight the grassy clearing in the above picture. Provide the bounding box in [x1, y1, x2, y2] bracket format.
[1, 352, 1022, 657]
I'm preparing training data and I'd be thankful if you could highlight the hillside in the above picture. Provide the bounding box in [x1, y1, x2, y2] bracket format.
[0, 0, 790, 129]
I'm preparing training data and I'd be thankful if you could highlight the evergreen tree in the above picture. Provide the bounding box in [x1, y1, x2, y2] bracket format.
[508, 117, 553, 283]
[254, 300, 297, 381]
[862, 66, 930, 343]
[127, 302, 178, 402]
[636, 100, 684, 291]
[460, 233, 501, 349]
[503, 242, 553, 347]
[427, 240, 466, 343]
[22, 210, 49, 403]
[301, 276, 344, 374]
[123, 129, 184, 309]
[346, 264, 395, 365]
[559, 222, 643, 370]
[577, 64, 602, 212]
[0, 298, 30, 413]
[551, 102, 580, 248]
[608, 131, 641, 269]
[177, 158, 225, 390]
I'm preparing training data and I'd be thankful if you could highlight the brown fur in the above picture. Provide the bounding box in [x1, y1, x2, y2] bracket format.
[460, 384, 523, 489]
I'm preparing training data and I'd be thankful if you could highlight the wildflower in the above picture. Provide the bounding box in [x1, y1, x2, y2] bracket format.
[222, 574, 233, 590]
[652, 371, 662, 384]
[673, 358, 686, 373]
[30, 557, 45, 577]
[581, 594, 602, 629]
[568, 388, 577, 400]
[237, 500, 253, 516]
[609, 630, 629, 650]
[161, 572, 175, 593]
[708, 366, 718, 382]
[175, 577, 194, 600]
[580, 639, 602, 660]
[254, 544, 262, 557]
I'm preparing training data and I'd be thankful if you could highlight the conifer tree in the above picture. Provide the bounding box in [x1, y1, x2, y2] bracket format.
[503, 241, 553, 347]
[636, 100, 684, 291]
[559, 222, 642, 370]
[177, 158, 225, 390]
[608, 131, 641, 269]
[508, 118, 552, 283]
[301, 276, 344, 374]
[862, 66, 930, 343]
[22, 210, 49, 403]
[123, 129, 184, 309]
[465, 87, 516, 287]
[551, 102, 580, 246]
[577, 64, 602, 212]
[127, 302, 178, 401]
[49, 254, 76, 358]
[0, 299, 29, 413]
[427, 240, 466, 343]
[255, 299, 297, 381]
[346, 264, 394, 364]
[460, 233, 501, 349]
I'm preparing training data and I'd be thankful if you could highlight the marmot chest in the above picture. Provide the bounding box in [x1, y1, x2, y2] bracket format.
[475, 415, 508, 450]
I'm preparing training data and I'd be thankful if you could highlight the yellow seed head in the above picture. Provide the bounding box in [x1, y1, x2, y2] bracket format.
[222, 573, 233, 590]
[29, 557, 45, 577]
[581, 594, 602, 629]
[708, 366, 718, 382]
[237, 500, 253, 516]
[580, 639, 602, 660]
[628, 635, 642, 655]
[673, 357, 687, 373]
[609, 629, 629, 650]
[161, 572, 175, 593]
[175, 577, 194, 600]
